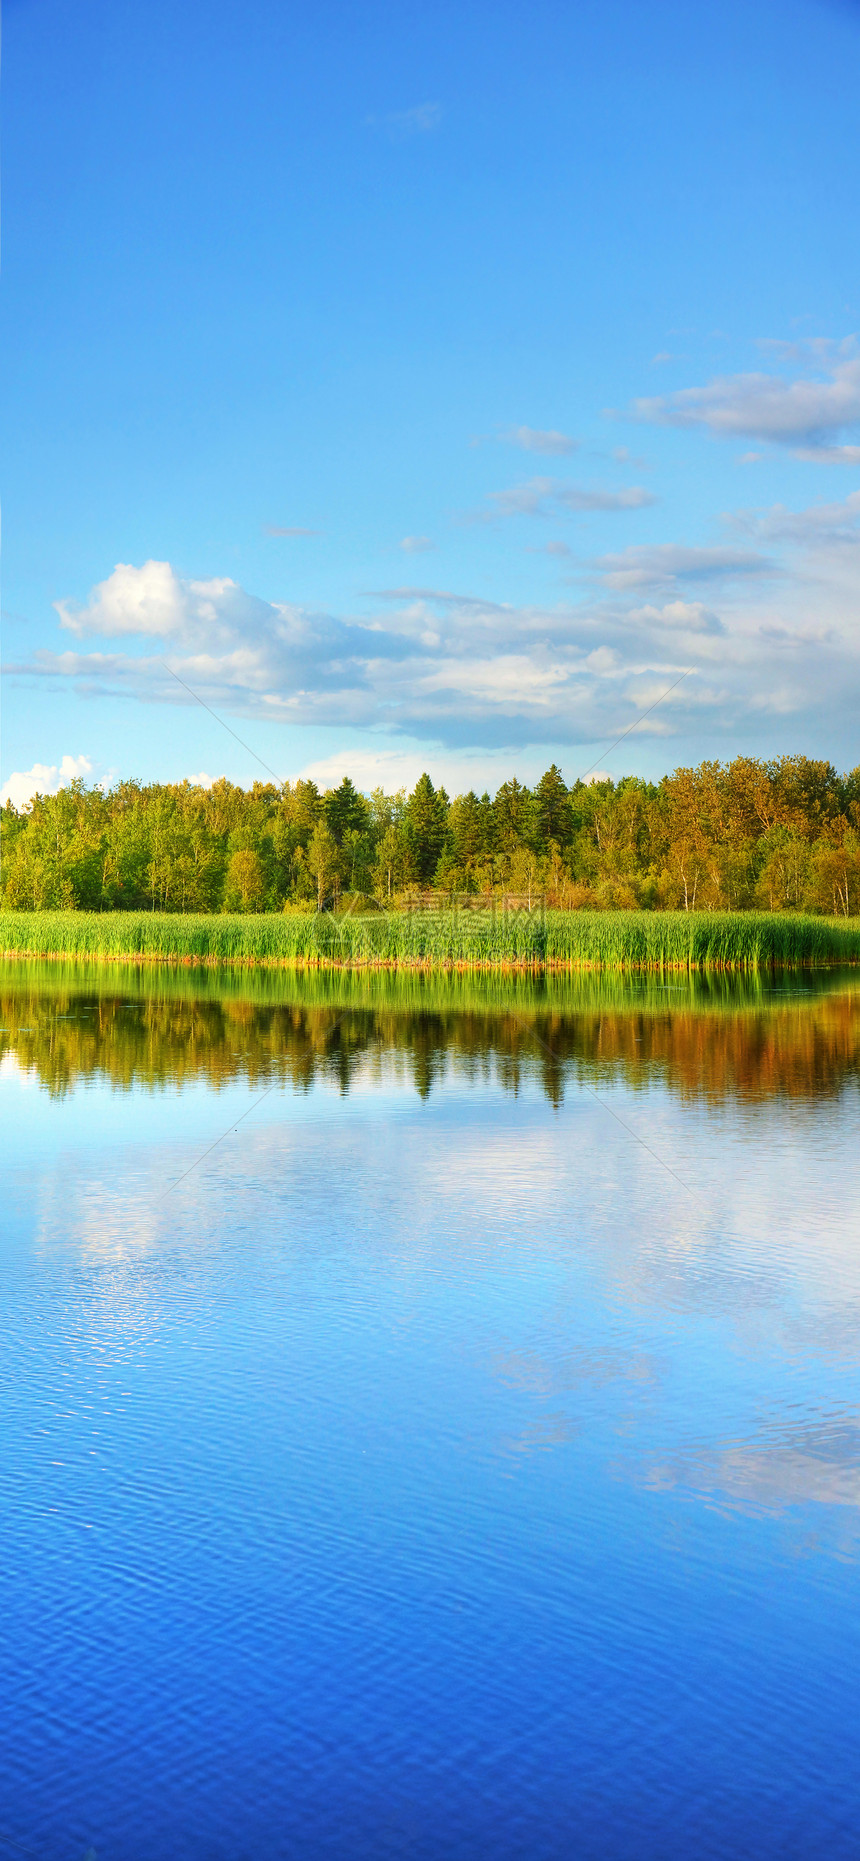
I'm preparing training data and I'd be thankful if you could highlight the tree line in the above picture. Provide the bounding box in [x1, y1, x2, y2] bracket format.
[2, 754, 859, 915]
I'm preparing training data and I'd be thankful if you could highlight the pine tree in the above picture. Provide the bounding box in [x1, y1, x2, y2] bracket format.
[405, 774, 450, 881]
[534, 765, 569, 847]
[324, 776, 368, 845]
[493, 777, 534, 854]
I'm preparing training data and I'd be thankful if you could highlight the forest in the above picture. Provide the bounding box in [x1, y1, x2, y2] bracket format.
[2, 754, 859, 916]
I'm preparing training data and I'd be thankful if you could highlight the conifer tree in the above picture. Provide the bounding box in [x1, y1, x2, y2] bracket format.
[534, 765, 569, 848]
[405, 774, 449, 881]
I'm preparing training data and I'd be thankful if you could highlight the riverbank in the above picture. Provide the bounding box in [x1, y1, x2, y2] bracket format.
[1, 908, 859, 970]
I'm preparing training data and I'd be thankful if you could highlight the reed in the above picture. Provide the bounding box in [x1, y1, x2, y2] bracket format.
[1, 907, 859, 969]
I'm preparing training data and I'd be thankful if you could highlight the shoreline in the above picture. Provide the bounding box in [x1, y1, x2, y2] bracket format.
[0, 948, 825, 973]
[2, 907, 859, 973]
[0, 946, 857, 974]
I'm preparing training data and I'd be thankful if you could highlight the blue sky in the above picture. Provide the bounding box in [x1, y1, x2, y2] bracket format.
[3, 0, 860, 805]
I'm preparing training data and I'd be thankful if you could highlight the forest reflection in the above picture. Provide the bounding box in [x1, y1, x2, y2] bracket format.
[2, 959, 860, 1106]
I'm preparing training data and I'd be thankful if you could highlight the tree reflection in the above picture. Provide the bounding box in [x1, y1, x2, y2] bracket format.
[2, 960, 859, 1105]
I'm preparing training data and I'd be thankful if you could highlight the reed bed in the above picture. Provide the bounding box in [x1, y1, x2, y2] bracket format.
[1, 907, 859, 970]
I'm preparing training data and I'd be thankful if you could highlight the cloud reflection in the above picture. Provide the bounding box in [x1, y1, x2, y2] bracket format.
[645, 1413, 860, 1514]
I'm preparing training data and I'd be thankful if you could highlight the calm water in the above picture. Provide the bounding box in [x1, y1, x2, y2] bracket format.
[2, 960, 860, 1860]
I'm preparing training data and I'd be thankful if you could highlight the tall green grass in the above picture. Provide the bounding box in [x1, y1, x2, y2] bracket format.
[1, 907, 859, 969]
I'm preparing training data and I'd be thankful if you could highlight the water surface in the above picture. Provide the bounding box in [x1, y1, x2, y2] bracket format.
[2, 961, 860, 1858]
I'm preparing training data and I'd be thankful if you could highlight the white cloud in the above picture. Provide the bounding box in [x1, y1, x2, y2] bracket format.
[634, 339, 860, 460]
[503, 426, 578, 456]
[399, 535, 435, 553]
[628, 600, 724, 635]
[55, 559, 244, 642]
[756, 336, 851, 364]
[731, 490, 860, 543]
[597, 545, 772, 591]
[562, 484, 654, 512]
[1, 754, 93, 809]
[584, 646, 619, 674]
[300, 745, 561, 795]
[488, 477, 656, 519]
[367, 101, 442, 136]
[793, 443, 860, 465]
[8, 509, 860, 759]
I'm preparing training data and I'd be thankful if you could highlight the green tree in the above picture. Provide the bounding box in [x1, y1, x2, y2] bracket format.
[811, 818, 860, 916]
[341, 826, 374, 893]
[507, 844, 543, 908]
[659, 767, 713, 911]
[493, 777, 534, 855]
[405, 774, 449, 882]
[369, 786, 406, 835]
[306, 821, 341, 908]
[448, 791, 493, 879]
[4, 752, 860, 918]
[324, 776, 369, 844]
[223, 848, 266, 912]
[754, 827, 812, 912]
[374, 823, 416, 898]
[534, 765, 569, 848]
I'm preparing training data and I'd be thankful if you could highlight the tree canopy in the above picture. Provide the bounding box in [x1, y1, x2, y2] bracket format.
[2, 756, 859, 915]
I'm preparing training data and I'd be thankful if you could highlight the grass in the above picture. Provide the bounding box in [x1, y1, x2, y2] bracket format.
[1, 906, 860, 970]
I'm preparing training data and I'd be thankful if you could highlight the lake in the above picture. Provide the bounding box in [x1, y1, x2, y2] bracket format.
[2, 959, 860, 1859]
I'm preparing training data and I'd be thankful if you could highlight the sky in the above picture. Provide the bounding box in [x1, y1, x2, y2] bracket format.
[2, 0, 860, 806]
